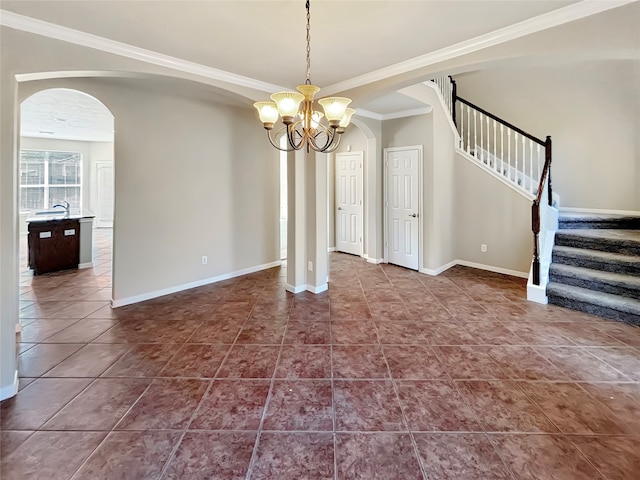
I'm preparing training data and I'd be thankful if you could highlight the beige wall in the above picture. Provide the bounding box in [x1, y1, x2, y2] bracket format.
[454, 60, 640, 211]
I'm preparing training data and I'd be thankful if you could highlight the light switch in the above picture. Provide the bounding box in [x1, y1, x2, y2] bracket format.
[39, 231, 52, 239]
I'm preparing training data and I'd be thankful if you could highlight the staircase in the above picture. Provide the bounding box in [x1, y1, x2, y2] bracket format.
[547, 213, 640, 325]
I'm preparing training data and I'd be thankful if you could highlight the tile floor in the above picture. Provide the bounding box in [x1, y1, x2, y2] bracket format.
[2, 229, 640, 479]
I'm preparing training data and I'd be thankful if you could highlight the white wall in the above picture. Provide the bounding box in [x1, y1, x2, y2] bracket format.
[454, 60, 640, 211]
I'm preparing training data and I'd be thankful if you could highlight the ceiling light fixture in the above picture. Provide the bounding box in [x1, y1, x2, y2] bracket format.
[254, 0, 355, 153]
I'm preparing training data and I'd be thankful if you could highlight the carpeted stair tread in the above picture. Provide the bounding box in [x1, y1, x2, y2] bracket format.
[549, 263, 640, 300]
[552, 246, 640, 275]
[558, 213, 640, 229]
[555, 229, 640, 256]
[547, 282, 640, 325]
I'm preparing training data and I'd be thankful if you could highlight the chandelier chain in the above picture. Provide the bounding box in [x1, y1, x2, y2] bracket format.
[305, 0, 311, 85]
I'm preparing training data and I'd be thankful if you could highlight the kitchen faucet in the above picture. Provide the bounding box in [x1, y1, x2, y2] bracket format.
[52, 200, 70, 212]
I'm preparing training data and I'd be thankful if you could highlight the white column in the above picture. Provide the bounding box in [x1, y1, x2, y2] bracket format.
[285, 149, 306, 293]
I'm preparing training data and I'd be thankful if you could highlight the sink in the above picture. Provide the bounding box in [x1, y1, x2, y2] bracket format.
[34, 210, 68, 215]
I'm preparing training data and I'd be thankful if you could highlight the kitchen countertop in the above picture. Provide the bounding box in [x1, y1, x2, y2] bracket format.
[26, 210, 95, 223]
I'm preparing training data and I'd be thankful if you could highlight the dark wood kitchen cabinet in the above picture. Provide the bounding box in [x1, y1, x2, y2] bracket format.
[28, 218, 80, 275]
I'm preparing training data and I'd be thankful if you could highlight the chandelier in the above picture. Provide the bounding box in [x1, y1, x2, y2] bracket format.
[254, 0, 355, 153]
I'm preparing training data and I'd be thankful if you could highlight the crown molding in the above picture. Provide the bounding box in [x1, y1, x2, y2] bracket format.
[321, 0, 636, 96]
[355, 107, 432, 121]
[0, 9, 285, 94]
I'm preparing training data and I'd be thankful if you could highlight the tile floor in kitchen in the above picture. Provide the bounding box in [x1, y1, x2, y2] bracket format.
[1, 228, 640, 479]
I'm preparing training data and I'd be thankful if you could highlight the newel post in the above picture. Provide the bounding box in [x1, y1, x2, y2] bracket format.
[532, 201, 541, 285]
[545, 135, 552, 206]
[450, 76, 457, 127]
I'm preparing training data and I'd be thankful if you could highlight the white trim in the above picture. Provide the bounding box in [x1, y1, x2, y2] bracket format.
[15, 321, 22, 333]
[285, 283, 306, 294]
[456, 260, 528, 279]
[559, 207, 640, 216]
[78, 262, 93, 269]
[456, 148, 535, 201]
[328, 247, 336, 253]
[420, 260, 458, 276]
[321, 0, 636, 96]
[308, 284, 328, 294]
[0, 371, 19, 401]
[111, 260, 282, 307]
[356, 107, 433, 121]
[527, 277, 549, 304]
[0, 10, 284, 94]
[420, 259, 528, 278]
[356, 109, 384, 121]
[366, 257, 383, 265]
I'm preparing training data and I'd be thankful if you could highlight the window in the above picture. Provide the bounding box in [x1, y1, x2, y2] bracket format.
[20, 150, 82, 213]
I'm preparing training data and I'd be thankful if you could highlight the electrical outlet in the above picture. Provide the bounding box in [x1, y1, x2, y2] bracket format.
[480, 244, 487, 253]
[308, 261, 313, 271]
[202, 256, 208, 265]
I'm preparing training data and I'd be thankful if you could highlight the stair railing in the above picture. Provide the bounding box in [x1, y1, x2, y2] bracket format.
[429, 76, 553, 286]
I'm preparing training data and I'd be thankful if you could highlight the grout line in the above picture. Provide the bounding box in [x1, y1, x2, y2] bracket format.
[328, 290, 339, 480]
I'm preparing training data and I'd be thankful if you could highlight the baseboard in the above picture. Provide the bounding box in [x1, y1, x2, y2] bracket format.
[111, 260, 282, 308]
[15, 321, 22, 333]
[527, 279, 549, 304]
[455, 260, 529, 279]
[308, 283, 328, 294]
[420, 259, 528, 279]
[420, 260, 457, 276]
[285, 283, 306, 294]
[78, 262, 93, 269]
[328, 247, 336, 252]
[559, 207, 640, 216]
[0, 370, 19, 401]
[365, 257, 383, 265]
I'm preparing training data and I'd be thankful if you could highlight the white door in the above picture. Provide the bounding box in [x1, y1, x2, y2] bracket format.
[335, 151, 363, 256]
[386, 147, 420, 270]
[96, 162, 114, 228]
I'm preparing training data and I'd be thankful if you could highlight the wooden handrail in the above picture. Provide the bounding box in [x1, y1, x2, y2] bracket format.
[531, 135, 553, 285]
[456, 97, 545, 146]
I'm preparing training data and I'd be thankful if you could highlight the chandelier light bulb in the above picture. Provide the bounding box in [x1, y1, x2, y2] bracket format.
[253, 101, 279, 128]
[271, 91, 305, 123]
[339, 108, 356, 128]
[318, 97, 352, 124]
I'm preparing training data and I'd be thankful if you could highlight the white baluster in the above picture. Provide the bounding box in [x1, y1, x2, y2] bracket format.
[466, 106, 471, 154]
[473, 110, 477, 157]
[479, 113, 484, 162]
[536, 144, 541, 192]
[529, 139, 534, 194]
[493, 120, 497, 172]
[507, 129, 512, 181]
[460, 104, 465, 150]
[500, 124, 504, 176]
[514, 132, 519, 185]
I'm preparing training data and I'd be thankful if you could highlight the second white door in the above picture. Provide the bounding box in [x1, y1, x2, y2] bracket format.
[386, 147, 420, 270]
[335, 151, 363, 256]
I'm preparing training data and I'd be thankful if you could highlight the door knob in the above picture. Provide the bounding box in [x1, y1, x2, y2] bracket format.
[409, 213, 418, 218]
[338, 207, 343, 210]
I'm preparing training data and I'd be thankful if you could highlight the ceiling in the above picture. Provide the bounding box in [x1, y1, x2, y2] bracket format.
[5, 0, 635, 140]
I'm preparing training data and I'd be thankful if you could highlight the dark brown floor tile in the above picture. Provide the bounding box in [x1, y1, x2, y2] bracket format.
[368, 302, 413, 322]
[492, 434, 604, 480]
[159, 344, 229, 378]
[584, 347, 640, 381]
[18, 319, 80, 342]
[331, 320, 379, 344]
[73, 431, 181, 480]
[0, 378, 92, 430]
[554, 322, 627, 346]
[263, 380, 333, 431]
[0, 431, 105, 480]
[236, 320, 286, 344]
[329, 302, 372, 321]
[101, 344, 177, 377]
[45, 301, 108, 319]
[0, 430, 33, 458]
[578, 383, 640, 427]
[275, 345, 331, 379]
[187, 320, 243, 343]
[43, 378, 150, 430]
[283, 321, 331, 344]
[335, 433, 422, 480]
[503, 322, 576, 345]
[93, 319, 202, 344]
[332, 345, 389, 379]
[42, 319, 119, 343]
[486, 346, 568, 380]
[593, 321, 640, 347]
[384, 345, 449, 379]
[161, 431, 256, 480]
[44, 343, 129, 377]
[456, 380, 558, 433]
[250, 432, 334, 479]
[116, 379, 208, 430]
[433, 346, 509, 380]
[190, 380, 270, 430]
[17, 343, 36, 354]
[217, 345, 280, 378]
[17, 378, 36, 391]
[535, 347, 631, 381]
[421, 321, 479, 345]
[414, 433, 511, 479]
[519, 381, 632, 434]
[334, 380, 405, 431]
[571, 435, 640, 480]
[396, 380, 482, 432]
[17, 343, 84, 377]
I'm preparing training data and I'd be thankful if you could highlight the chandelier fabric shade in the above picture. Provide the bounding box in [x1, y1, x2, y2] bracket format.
[254, 0, 355, 153]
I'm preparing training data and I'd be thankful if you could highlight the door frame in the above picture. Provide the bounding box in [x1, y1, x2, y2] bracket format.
[94, 161, 114, 228]
[334, 151, 364, 257]
[383, 145, 423, 269]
